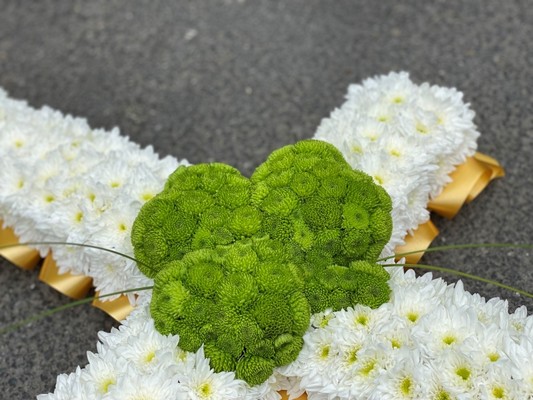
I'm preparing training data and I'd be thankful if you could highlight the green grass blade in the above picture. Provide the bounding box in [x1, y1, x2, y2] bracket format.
[378, 243, 533, 262]
[0, 241, 150, 269]
[0, 286, 153, 335]
[384, 262, 533, 299]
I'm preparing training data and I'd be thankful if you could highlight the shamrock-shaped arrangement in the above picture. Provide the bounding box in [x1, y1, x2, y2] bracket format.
[131, 139, 393, 385]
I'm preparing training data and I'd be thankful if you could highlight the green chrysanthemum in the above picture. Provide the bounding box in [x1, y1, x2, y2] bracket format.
[150, 239, 311, 385]
[303, 261, 391, 313]
[131, 163, 250, 277]
[250, 140, 393, 271]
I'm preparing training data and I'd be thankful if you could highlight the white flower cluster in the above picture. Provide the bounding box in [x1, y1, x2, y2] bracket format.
[314, 71, 479, 255]
[37, 294, 290, 400]
[0, 89, 188, 298]
[281, 268, 533, 400]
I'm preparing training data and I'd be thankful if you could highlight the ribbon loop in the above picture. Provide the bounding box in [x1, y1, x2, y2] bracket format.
[39, 255, 93, 300]
[394, 220, 440, 264]
[428, 152, 505, 219]
[93, 292, 135, 321]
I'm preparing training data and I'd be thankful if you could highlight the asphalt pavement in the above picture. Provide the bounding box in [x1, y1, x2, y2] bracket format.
[0, 1, 532, 397]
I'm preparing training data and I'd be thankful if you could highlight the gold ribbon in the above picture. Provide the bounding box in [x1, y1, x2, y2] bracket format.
[0, 227, 133, 320]
[394, 220, 440, 264]
[93, 291, 135, 321]
[428, 152, 505, 219]
[39, 255, 134, 319]
[396, 152, 504, 262]
[39, 254, 93, 300]
[0, 224, 40, 270]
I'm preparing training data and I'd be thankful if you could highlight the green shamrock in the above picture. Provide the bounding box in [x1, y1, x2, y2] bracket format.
[131, 139, 393, 385]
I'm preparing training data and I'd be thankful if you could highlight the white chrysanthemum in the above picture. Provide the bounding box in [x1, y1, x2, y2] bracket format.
[121, 166, 167, 205]
[508, 305, 528, 339]
[328, 303, 382, 333]
[476, 361, 522, 400]
[116, 321, 180, 373]
[389, 273, 445, 325]
[283, 329, 333, 386]
[371, 348, 432, 400]
[89, 252, 153, 300]
[433, 350, 481, 397]
[104, 369, 186, 400]
[178, 347, 245, 400]
[460, 324, 509, 368]
[337, 344, 393, 399]
[443, 280, 510, 327]
[412, 304, 479, 357]
[370, 314, 413, 351]
[82, 350, 126, 396]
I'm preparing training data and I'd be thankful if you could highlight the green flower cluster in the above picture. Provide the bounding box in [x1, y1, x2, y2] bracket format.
[131, 163, 253, 277]
[131, 139, 394, 385]
[132, 140, 392, 279]
[250, 140, 392, 272]
[151, 239, 310, 385]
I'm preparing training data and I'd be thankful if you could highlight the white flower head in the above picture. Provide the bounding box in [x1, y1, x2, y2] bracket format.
[177, 346, 244, 400]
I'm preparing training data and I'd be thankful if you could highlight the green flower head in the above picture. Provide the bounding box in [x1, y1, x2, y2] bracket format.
[150, 239, 310, 385]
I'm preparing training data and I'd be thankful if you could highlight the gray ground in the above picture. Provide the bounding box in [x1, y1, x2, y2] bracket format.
[0, 1, 532, 398]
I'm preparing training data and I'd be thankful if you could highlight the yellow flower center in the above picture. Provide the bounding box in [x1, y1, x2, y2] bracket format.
[390, 148, 401, 157]
[345, 346, 360, 365]
[392, 96, 404, 104]
[142, 192, 154, 202]
[99, 377, 116, 394]
[455, 366, 471, 381]
[318, 314, 333, 328]
[400, 376, 412, 395]
[406, 311, 419, 323]
[360, 358, 377, 376]
[199, 382, 213, 398]
[373, 175, 384, 185]
[416, 122, 429, 134]
[319, 344, 330, 360]
[442, 335, 456, 346]
[492, 386, 505, 398]
[144, 350, 156, 363]
[434, 389, 452, 400]
[356, 314, 369, 326]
